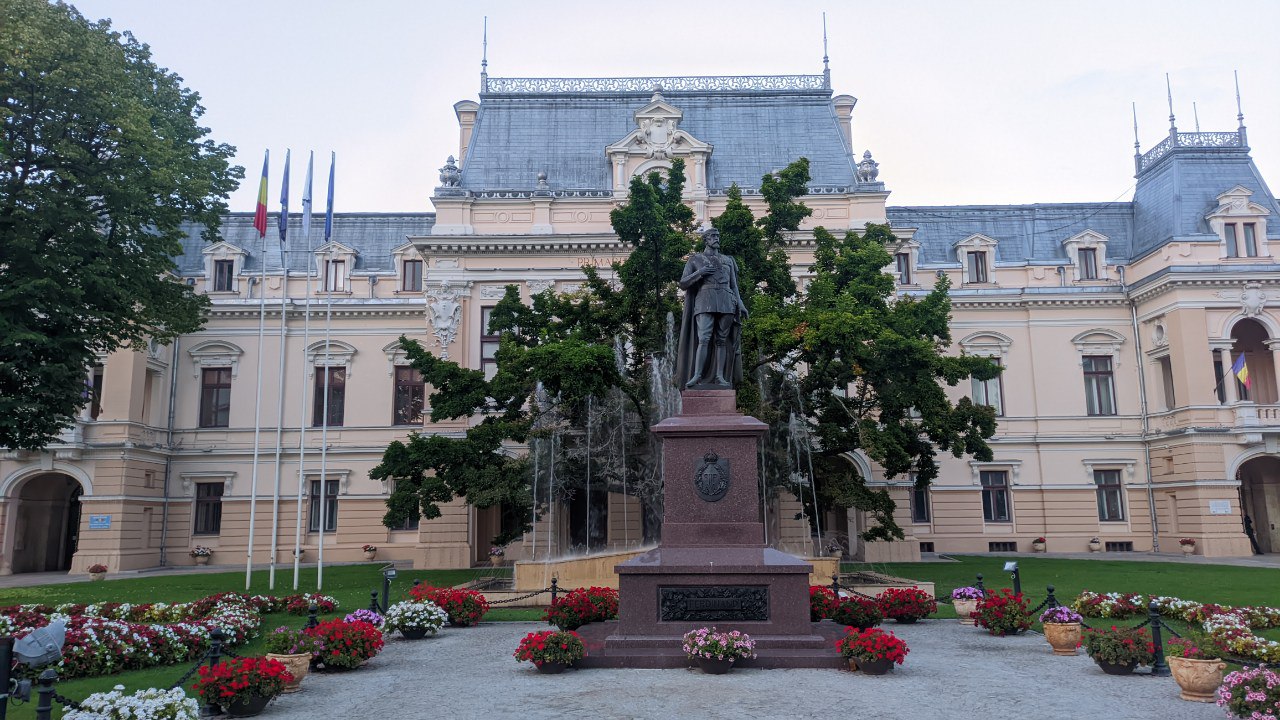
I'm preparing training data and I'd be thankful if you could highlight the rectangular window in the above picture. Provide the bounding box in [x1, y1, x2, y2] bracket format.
[895, 253, 912, 284]
[308, 478, 339, 533]
[1225, 224, 1240, 257]
[1105, 541, 1134, 552]
[1094, 469, 1125, 521]
[1158, 356, 1176, 410]
[213, 260, 235, 292]
[402, 259, 423, 292]
[1243, 223, 1258, 257]
[312, 367, 346, 427]
[980, 470, 1011, 522]
[388, 480, 420, 531]
[1214, 357, 1226, 404]
[324, 259, 347, 292]
[967, 252, 988, 283]
[481, 307, 500, 381]
[89, 364, 105, 420]
[919, 541, 935, 553]
[910, 485, 931, 523]
[1078, 248, 1098, 280]
[193, 482, 224, 535]
[988, 541, 1017, 552]
[199, 367, 232, 428]
[393, 366, 425, 425]
[1083, 355, 1117, 416]
[971, 360, 1004, 416]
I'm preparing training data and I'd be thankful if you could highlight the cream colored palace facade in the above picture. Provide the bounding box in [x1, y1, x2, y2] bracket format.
[2, 71, 1278, 576]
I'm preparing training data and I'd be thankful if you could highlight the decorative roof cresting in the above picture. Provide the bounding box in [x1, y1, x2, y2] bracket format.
[484, 75, 830, 94]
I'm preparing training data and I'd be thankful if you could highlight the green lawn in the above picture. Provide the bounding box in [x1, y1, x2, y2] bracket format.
[0, 565, 541, 719]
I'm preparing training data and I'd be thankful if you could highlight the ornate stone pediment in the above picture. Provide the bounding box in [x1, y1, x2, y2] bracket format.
[605, 90, 713, 194]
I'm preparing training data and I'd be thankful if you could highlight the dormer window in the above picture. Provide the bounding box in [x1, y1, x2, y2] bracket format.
[324, 260, 347, 292]
[1062, 230, 1109, 282]
[1207, 186, 1270, 259]
[402, 259, 424, 291]
[213, 260, 235, 291]
[392, 243, 426, 293]
[896, 253, 912, 284]
[314, 241, 357, 294]
[955, 233, 998, 286]
[201, 241, 246, 293]
[888, 238, 920, 287]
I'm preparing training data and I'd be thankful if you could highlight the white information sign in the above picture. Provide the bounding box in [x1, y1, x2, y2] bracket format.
[1208, 500, 1232, 515]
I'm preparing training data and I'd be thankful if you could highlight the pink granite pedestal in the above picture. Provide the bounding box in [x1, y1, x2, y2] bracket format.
[580, 389, 844, 669]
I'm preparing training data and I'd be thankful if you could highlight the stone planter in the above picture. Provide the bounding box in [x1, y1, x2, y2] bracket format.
[89, 571, 106, 581]
[489, 557, 503, 567]
[695, 657, 735, 675]
[535, 661, 568, 675]
[1093, 658, 1138, 675]
[953, 598, 979, 626]
[265, 652, 311, 693]
[1167, 656, 1227, 702]
[363, 550, 376, 561]
[1181, 544, 1195, 555]
[1032, 541, 1046, 553]
[1088, 541, 1102, 553]
[850, 657, 894, 675]
[193, 555, 210, 566]
[1043, 622, 1081, 656]
[224, 694, 273, 717]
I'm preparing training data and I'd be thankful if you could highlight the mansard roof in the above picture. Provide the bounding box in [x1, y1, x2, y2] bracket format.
[460, 75, 857, 193]
[175, 213, 435, 275]
[886, 202, 1135, 266]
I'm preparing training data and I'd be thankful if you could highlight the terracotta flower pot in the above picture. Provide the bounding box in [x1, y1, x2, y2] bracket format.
[224, 694, 273, 717]
[265, 652, 310, 693]
[1167, 656, 1227, 702]
[695, 657, 734, 675]
[194, 555, 210, 566]
[953, 598, 979, 626]
[535, 661, 568, 674]
[1043, 622, 1081, 656]
[851, 657, 894, 675]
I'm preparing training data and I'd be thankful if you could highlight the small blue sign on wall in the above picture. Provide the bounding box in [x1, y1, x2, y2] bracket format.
[88, 515, 111, 530]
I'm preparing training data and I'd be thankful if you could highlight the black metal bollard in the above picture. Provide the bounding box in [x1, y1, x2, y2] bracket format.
[1, 636, 14, 720]
[1045, 585, 1059, 609]
[975, 574, 985, 595]
[368, 591, 380, 613]
[412, 579, 421, 590]
[1148, 600, 1170, 677]
[1010, 566, 1022, 596]
[831, 573, 840, 598]
[550, 577, 559, 604]
[200, 628, 225, 718]
[306, 603, 319, 629]
[33, 668, 56, 720]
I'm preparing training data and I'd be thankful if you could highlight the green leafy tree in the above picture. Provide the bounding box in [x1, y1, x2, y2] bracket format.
[0, 0, 241, 450]
[753, 222, 999, 540]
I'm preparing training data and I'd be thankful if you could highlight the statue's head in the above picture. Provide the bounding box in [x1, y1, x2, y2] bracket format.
[701, 227, 721, 252]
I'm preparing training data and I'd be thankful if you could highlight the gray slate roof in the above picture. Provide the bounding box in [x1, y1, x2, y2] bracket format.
[175, 213, 436, 275]
[460, 90, 856, 192]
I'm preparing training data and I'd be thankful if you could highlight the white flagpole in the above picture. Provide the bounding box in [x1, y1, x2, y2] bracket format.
[292, 152, 314, 590]
[268, 150, 291, 590]
[246, 232, 269, 589]
[317, 153, 335, 591]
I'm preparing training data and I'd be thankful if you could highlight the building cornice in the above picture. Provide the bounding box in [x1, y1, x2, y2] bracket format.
[412, 233, 627, 255]
[1129, 271, 1280, 304]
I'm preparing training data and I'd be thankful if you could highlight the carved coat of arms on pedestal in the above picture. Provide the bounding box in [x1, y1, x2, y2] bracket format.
[694, 452, 730, 502]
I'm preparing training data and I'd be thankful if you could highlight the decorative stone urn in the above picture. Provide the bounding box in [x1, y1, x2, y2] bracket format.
[362, 550, 376, 561]
[1031, 541, 1046, 553]
[89, 571, 106, 582]
[1042, 622, 1081, 656]
[265, 652, 310, 693]
[194, 555, 211, 566]
[1167, 656, 1227, 702]
[1088, 540, 1102, 553]
[953, 598, 979, 626]
[1180, 544, 1195, 555]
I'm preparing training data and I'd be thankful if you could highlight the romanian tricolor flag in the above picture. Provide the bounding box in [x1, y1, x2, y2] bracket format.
[252, 150, 269, 238]
[1233, 354, 1251, 389]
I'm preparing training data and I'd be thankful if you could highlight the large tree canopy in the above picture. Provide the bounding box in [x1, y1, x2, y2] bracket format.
[0, 0, 241, 450]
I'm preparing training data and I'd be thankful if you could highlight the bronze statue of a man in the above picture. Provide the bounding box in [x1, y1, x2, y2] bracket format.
[675, 227, 748, 388]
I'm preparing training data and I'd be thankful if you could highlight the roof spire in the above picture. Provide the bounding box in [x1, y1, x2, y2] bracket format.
[1165, 73, 1177, 135]
[1234, 70, 1245, 128]
[822, 12, 830, 89]
[480, 16, 489, 93]
[1193, 101, 1200, 132]
[1132, 102, 1140, 157]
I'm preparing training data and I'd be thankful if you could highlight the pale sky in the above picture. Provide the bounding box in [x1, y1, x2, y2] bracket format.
[71, 0, 1280, 213]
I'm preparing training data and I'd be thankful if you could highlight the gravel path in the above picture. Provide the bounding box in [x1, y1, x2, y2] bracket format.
[266, 620, 1222, 720]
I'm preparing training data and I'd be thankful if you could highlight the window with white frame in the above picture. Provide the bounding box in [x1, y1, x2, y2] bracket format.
[980, 470, 1011, 522]
[1094, 469, 1125, 521]
[895, 253, 912, 285]
[324, 259, 347, 292]
[1062, 230, 1109, 282]
[955, 233, 997, 285]
[959, 332, 1011, 417]
[1206, 186, 1270, 259]
[1083, 355, 1117, 416]
[971, 359, 1004, 416]
[910, 482, 931, 523]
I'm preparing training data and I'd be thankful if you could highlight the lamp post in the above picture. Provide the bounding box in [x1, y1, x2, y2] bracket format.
[1003, 561, 1021, 595]
[381, 565, 398, 613]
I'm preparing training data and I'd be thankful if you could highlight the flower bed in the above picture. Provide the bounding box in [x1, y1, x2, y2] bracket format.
[1073, 591, 1280, 663]
[410, 585, 489, 627]
[64, 686, 199, 720]
[544, 587, 619, 631]
[0, 591, 339, 680]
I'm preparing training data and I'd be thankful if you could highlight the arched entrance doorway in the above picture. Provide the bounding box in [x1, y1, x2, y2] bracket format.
[1238, 456, 1280, 554]
[5, 473, 83, 573]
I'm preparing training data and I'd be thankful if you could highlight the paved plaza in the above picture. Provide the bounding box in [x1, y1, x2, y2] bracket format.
[267, 620, 1221, 720]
